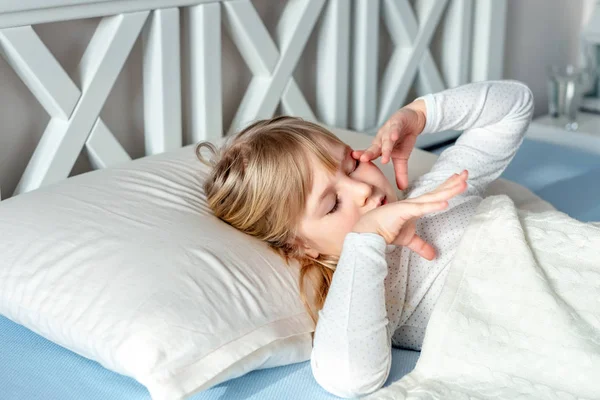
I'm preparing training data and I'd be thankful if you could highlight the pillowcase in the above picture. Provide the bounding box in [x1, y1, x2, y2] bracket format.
[0, 125, 553, 399]
[0, 144, 315, 400]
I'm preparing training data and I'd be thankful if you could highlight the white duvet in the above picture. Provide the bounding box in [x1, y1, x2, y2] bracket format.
[367, 195, 600, 400]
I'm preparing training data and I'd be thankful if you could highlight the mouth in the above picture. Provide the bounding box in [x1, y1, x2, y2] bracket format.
[379, 195, 387, 206]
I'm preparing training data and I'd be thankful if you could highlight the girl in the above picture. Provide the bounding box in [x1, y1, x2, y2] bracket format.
[196, 80, 534, 398]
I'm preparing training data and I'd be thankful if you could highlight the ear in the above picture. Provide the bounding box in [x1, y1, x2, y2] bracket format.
[303, 246, 320, 259]
[294, 237, 320, 259]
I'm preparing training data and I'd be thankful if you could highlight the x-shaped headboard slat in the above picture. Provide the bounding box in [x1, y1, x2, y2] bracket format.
[1, 13, 147, 194]
[378, 0, 449, 127]
[0, 0, 506, 196]
[223, 0, 323, 135]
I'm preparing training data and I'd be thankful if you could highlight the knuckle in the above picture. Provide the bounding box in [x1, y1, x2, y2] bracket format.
[409, 241, 420, 252]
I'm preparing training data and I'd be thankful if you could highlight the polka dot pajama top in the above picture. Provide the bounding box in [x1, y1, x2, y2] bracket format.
[310, 80, 535, 398]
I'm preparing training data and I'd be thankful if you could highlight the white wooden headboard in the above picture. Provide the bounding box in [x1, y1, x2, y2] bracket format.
[0, 0, 507, 197]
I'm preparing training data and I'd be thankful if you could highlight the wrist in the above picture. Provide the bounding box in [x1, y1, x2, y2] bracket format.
[351, 225, 391, 244]
[404, 99, 427, 135]
[346, 231, 387, 247]
[351, 221, 370, 235]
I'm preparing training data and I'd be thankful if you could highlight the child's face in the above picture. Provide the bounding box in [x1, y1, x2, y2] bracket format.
[298, 143, 398, 258]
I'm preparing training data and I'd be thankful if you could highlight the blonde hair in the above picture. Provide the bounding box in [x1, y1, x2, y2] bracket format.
[196, 116, 346, 325]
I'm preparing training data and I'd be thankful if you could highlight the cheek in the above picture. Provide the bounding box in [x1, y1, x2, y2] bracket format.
[339, 207, 361, 233]
[359, 163, 393, 189]
[360, 162, 385, 178]
[322, 211, 360, 255]
[331, 219, 357, 255]
[339, 210, 359, 232]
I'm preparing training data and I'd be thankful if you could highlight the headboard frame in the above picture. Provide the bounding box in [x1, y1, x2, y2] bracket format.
[0, 0, 507, 197]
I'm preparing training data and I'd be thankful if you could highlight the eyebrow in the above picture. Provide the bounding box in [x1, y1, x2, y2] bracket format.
[312, 147, 351, 216]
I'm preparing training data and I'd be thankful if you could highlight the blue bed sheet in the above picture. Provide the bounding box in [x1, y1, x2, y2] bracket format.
[193, 349, 419, 400]
[502, 139, 600, 222]
[1, 137, 599, 400]
[0, 314, 147, 400]
[433, 138, 600, 222]
[0, 314, 418, 400]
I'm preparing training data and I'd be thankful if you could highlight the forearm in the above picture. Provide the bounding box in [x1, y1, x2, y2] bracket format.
[310, 232, 392, 398]
[419, 80, 534, 137]
[409, 80, 534, 197]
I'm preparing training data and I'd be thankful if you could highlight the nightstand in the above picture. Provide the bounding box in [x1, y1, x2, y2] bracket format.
[527, 112, 600, 155]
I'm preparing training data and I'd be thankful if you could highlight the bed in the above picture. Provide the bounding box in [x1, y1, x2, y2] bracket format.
[0, 1, 598, 400]
[2, 131, 600, 400]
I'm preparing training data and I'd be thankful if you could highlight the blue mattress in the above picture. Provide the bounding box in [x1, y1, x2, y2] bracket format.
[0, 313, 419, 400]
[432, 138, 600, 223]
[2, 138, 599, 400]
[501, 139, 600, 222]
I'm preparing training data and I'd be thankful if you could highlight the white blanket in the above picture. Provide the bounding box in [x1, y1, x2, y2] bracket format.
[367, 195, 600, 400]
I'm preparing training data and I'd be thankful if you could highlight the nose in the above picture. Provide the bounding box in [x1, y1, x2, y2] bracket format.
[346, 178, 373, 207]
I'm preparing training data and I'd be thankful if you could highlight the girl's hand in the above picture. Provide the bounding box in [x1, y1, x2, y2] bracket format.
[352, 99, 427, 191]
[352, 170, 468, 260]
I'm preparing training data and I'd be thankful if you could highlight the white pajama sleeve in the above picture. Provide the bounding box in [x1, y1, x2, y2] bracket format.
[310, 232, 391, 398]
[310, 80, 534, 398]
[409, 80, 534, 198]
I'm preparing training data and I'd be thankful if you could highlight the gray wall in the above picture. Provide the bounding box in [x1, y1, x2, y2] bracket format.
[504, 0, 593, 116]
[0, 0, 594, 198]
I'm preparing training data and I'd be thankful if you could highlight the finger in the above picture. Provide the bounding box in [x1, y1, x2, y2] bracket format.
[435, 171, 469, 193]
[393, 200, 448, 222]
[381, 136, 395, 164]
[434, 181, 467, 199]
[360, 143, 382, 162]
[391, 134, 418, 190]
[418, 171, 469, 197]
[444, 170, 468, 184]
[352, 150, 365, 159]
[373, 119, 401, 164]
[410, 180, 467, 203]
[405, 235, 436, 261]
[392, 160, 409, 191]
[386, 120, 402, 143]
[435, 173, 468, 192]
[455, 170, 469, 184]
[375, 123, 388, 141]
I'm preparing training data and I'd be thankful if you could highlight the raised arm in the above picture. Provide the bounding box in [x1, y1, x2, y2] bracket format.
[408, 80, 534, 198]
[310, 232, 391, 398]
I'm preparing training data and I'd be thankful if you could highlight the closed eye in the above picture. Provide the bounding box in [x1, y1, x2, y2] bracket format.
[351, 158, 359, 173]
[327, 156, 358, 216]
[327, 195, 340, 215]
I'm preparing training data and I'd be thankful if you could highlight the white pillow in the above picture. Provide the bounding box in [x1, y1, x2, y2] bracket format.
[0, 145, 315, 400]
[0, 126, 553, 399]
